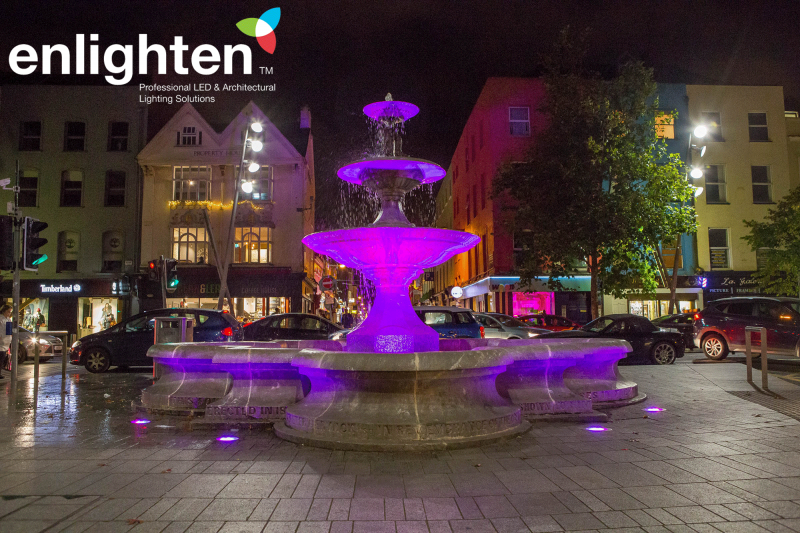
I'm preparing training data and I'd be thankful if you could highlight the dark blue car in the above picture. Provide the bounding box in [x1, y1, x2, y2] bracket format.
[69, 308, 243, 373]
[413, 306, 484, 339]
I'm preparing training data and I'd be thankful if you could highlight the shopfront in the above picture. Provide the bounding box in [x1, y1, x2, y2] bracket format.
[604, 276, 705, 320]
[459, 275, 592, 323]
[1, 278, 131, 337]
[701, 271, 764, 303]
[150, 265, 312, 321]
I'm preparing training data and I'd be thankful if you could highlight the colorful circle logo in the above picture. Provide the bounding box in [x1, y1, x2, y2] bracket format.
[237, 8, 281, 54]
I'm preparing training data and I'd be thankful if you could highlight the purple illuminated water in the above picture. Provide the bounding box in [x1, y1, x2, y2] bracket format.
[302, 95, 480, 353]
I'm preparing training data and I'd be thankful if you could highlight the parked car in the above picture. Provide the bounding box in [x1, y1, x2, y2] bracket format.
[537, 314, 685, 365]
[69, 308, 243, 373]
[518, 314, 581, 331]
[243, 313, 341, 342]
[651, 313, 695, 349]
[413, 306, 484, 339]
[474, 313, 549, 339]
[2, 327, 62, 370]
[694, 297, 800, 360]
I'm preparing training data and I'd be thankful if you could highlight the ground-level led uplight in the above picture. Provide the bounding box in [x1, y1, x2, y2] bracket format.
[130, 419, 150, 425]
[585, 426, 611, 432]
[217, 436, 239, 442]
[644, 407, 665, 412]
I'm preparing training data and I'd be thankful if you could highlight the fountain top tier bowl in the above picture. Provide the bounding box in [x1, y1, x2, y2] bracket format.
[363, 98, 419, 123]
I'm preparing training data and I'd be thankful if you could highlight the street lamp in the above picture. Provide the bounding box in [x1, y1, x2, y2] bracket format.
[216, 121, 263, 310]
[667, 123, 707, 314]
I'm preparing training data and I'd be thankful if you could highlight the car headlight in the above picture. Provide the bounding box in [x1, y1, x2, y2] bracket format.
[331, 333, 343, 340]
[37, 338, 50, 345]
[528, 332, 539, 338]
[71, 341, 82, 349]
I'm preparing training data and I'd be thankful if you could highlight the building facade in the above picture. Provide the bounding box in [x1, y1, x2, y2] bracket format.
[687, 85, 792, 304]
[439, 78, 592, 322]
[136, 101, 315, 318]
[0, 84, 147, 336]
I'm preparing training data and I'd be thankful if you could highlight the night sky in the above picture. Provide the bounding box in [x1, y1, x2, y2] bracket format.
[3, 0, 799, 222]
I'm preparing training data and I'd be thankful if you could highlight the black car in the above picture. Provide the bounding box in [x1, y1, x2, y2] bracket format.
[694, 297, 800, 360]
[651, 313, 695, 350]
[537, 314, 685, 365]
[69, 308, 243, 373]
[243, 313, 341, 341]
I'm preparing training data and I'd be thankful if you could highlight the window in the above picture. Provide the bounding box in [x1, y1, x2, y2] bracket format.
[748, 113, 768, 142]
[19, 121, 41, 151]
[64, 122, 85, 151]
[57, 231, 79, 272]
[723, 302, 754, 316]
[173, 166, 211, 201]
[480, 174, 486, 209]
[18, 169, 38, 207]
[107, 122, 129, 151]
[701, 112, 722, 141]
[472, 185, 477, 216]
[704, 165, 726, 203]
[655, 112, 675, 139]
[104, 171, 126, 207]
[708, 228, 730, 269]
[60, 170, 83, 207]
[178, 126, 201, 146]
[172, 227, 209, 263]
[509, 107, 530, 136]
[471, 135, 476, 162]
[239, 165, 273, 201]
[756, 248, 771, 270]
[234, 227, 272, 263]
[661, 236, 682, 269]
[751, 166, 772, 203]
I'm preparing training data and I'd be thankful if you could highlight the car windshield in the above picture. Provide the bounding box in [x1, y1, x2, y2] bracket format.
[581, 317, 615, 332]
[651, 316, 669, 324]
[493, 315, 529, 328]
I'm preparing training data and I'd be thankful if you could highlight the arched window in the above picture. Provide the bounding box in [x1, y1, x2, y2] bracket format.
[234, 227, 272, 263]
[172, 227, 209, 263]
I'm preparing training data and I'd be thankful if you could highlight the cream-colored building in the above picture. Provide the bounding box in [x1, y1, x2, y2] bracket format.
[688, 85, 791, 275]
[137, 101, 316, 317]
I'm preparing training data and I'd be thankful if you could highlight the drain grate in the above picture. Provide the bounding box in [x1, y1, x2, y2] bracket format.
[728, 390, 800, 421]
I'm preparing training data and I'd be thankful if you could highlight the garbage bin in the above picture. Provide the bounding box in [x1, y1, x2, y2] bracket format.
[154, 317, 194, 344]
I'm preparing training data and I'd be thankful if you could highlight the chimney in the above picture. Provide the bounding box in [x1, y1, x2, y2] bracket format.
[300, 106, 311, 129]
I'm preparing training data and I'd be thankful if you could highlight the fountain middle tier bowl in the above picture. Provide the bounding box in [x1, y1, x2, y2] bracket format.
[303, 227, 480, 279]
[337, 157, 446, 186]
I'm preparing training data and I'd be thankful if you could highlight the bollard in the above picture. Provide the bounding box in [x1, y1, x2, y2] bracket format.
[36, 331, 70, 392]
[745, 326, 769, 390]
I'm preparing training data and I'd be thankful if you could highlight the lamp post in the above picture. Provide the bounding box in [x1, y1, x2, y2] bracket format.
[216, 121, 263, 310]
[667, 124, 707, 314]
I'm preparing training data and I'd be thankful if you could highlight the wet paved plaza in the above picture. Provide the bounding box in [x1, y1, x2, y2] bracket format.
[2, 354, 800, 533]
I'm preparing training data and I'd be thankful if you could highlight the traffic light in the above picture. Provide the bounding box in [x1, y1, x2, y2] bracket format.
[164, 258, 179, 293]
[0, 216, 13, 271]
[148, 259, 159, 281]
[22, 217, 48, 271]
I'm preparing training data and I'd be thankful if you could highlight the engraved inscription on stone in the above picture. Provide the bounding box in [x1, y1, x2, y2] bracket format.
[204, 405, 287, 420]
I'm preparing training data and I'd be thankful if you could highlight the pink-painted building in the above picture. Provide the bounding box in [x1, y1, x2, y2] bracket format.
[429, 78, 591, 322]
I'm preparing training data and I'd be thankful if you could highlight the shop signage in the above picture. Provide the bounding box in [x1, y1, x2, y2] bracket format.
[450, 286, 463, 299]
[40, 283, 81, 294]
[710, 249, 729, 269]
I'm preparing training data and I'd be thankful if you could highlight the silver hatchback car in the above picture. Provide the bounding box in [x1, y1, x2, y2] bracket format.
[474, 313, 549, 339]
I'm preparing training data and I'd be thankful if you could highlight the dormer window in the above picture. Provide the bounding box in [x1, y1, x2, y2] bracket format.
[177, 126, 201, 146]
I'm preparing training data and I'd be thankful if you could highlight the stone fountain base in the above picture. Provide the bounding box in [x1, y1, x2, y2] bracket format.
[273, 348, 529, 451]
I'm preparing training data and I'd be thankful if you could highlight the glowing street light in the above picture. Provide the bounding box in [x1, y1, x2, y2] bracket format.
[693, 125, 708, 138]
[690, 167, 704, 179]
[241, 181, 253, 193]
[250, 140, 263, 152]
[248, 162, 260, 173]
[693, 186, 704, 197]
[250, 122, 263, 133]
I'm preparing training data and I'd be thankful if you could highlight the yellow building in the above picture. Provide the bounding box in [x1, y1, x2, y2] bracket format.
[688, 85, 791, 280]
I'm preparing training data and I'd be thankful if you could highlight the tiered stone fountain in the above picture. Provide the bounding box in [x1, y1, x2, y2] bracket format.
[140, 95, 644, 451]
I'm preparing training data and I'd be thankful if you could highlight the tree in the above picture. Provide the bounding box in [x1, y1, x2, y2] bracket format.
[742, 186, 800, 297]
[492, 29, 696, 319]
